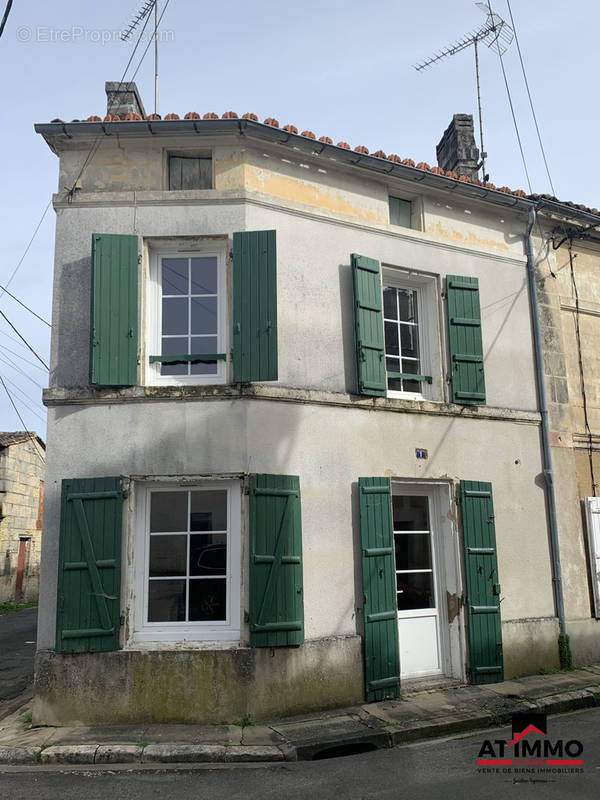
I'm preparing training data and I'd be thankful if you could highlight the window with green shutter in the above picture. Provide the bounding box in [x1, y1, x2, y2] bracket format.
[90, 233, 139, 386]
[446, 275, 486, 405]
[233, 230, 278, 383]
[56, 477, 124, 654]
[352, 254, 387, 396]
[359, 477, 401, 701]
[146, 230, 278, 385]
[248, 474, 304, 647]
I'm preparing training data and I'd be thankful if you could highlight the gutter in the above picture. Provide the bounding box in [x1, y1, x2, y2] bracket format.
[525, 207, 566, 637]
[34, 119, 600, 229]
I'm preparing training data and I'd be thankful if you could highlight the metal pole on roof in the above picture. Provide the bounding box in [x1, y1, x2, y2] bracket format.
[154, 0, 159, 116]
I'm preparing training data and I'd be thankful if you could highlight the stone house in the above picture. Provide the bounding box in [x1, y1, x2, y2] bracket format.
[0, 432, 45, 604]
[533, 227, 600, 658]
[32, 82, 600, 725]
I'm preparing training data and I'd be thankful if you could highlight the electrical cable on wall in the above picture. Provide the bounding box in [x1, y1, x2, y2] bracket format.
[568, 242, 597, 497]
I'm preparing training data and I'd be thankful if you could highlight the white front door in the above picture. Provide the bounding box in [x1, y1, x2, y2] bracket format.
[392, 488, 445, 678]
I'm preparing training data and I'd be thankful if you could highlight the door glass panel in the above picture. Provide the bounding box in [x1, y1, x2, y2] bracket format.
[393, 495, 429, 531]
[190, 533, 227, 576]
[395, 533, 432, 571]
[190, 490, 227, 531]
[191, 257, 217, 294]
[396, 572, 435, 610]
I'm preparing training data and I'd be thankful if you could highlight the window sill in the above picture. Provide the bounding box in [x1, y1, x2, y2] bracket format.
[125, 638, 243, 651]
[43, 384, 541, 424]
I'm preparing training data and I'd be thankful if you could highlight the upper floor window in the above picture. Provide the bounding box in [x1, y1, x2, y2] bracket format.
[389, 196, 412, 228]
[384, 285, 425, 395]
[382, 271, 435, 400]
[147, 245, 227, 385]
[168, 155, 212, 190]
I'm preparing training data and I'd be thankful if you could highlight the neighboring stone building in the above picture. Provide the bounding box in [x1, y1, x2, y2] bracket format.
[32, 85, 600, 725]
[532, 230, 600, 660]
[0, 432, 45, 604]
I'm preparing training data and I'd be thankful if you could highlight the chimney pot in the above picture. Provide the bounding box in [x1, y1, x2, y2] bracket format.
[105, 81, 146, 120]
[436, 114, 480, 180]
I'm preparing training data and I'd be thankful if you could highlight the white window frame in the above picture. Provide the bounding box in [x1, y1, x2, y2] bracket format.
[585, 497, 600, 618]
[382, 268, 441, 401]
[133, 480, 241, 643]
[146, 243, 227, 386]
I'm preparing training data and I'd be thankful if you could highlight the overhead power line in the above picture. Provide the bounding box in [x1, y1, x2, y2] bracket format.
[0, 308, 48, 369]
[0, 283, 51, 326]
[0, 374, 46, 464]
[1, 199, 52, 298]
[68, 5, 157, 197]
[0, 0, 13, 39]
[505, 0, 556, 196]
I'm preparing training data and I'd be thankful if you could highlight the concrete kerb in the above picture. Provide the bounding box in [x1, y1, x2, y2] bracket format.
[1, 680, 599, 766]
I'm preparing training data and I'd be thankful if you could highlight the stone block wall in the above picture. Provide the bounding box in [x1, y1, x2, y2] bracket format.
[0, 439, 45, 604]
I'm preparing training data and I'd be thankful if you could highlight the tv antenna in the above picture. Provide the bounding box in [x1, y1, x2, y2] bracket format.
[414, 3, 514, 182]
[121, 1, 159, 115]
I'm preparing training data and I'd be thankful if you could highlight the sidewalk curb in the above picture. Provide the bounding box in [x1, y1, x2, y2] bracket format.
[1, 686, 598, 766]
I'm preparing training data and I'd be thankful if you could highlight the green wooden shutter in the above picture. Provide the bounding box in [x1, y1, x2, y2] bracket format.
[359, 477, 400, 701]
[460, 480, 503, 684]
[446, 275, 486, 404]
[352, 254, 386, 396]
[249, 474, 303, 647]
[56, 477, 124, 654]
[232, 230, 277, 382]
[90, 233, 139, 386]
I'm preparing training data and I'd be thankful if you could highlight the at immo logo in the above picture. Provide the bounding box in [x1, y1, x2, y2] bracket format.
[477, 713, 584, 767]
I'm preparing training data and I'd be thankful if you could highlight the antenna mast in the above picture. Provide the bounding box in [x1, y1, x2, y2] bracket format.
[121, 1, 159, 115]
[414, 3, 514, 182]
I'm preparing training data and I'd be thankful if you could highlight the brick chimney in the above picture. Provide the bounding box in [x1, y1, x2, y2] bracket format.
[436, 115, 480, 179]
[105, 81, 146, 120]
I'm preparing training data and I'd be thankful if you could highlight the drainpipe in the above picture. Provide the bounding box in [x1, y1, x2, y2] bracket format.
[525, 207, 568, 646]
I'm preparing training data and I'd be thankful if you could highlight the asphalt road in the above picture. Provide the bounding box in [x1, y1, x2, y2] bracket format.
[0, 607, 37, 708]
[0, 707, 598, 799]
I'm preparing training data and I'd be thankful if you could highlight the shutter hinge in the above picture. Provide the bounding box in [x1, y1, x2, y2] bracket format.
[119, 614, 125, 627]
[137, 254, 142, 265]
[244, 610, 250, 623]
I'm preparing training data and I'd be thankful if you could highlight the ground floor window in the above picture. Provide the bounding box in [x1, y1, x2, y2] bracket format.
[133, 480, 241, 642]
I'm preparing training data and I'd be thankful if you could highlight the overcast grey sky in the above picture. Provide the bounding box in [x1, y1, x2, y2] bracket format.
[0, 0, 597, 438]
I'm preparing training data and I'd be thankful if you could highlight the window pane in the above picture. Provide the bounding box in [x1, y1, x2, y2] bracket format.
[392, 495, 429, 531]
[161, 336, 188, 376]
[191, 297, 217, 335]
[385, 322, 399, 356]
[400, 325, 419, 360]
[149, 535, 187, 576]
[389, 196, 412, 228]
[148, 579, 186, 621]
[189, 578, 226, 621]
[191, 257, 217, 294]
[190, 490, 227, 531]
[190, 533, 227, 576]
[162, 297, 188, 336]
[383, 287, 397, 319]
[398, 288, 418, 323]
[190, 336, 218, 376]
[395, 533, 432, 571]
[401, 359, 420, 393]
[151, 491, 188, 532]
[162, 258, 188, 295]
[396, 572, 434, 610]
